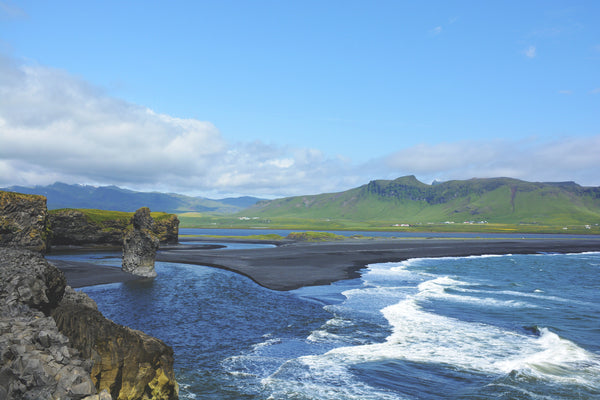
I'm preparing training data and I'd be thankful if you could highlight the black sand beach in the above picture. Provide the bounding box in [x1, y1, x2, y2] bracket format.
[51, 238, 600, 290]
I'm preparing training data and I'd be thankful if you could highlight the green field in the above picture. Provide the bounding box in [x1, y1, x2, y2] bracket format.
[177, 212, 599, 235]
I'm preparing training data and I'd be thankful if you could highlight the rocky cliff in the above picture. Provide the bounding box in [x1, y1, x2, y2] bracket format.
[52, 289, 179, 400]
[0, 191, 50, 253]
[49, 208, 179, 247]
[49, 209, 127, 246]
[0, 247, 101, 399]
[152, 214, 179, 244]
[122, 208, 160, 278]
[0, 247, 179, 400]
[1, 192, 179, 399]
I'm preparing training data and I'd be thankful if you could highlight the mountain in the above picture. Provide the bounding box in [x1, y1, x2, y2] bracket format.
[245, 176, 600, 225]
[1, 182, 263, 213]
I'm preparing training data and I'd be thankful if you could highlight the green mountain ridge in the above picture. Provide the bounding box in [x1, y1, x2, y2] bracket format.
[245, 176, 600, 225]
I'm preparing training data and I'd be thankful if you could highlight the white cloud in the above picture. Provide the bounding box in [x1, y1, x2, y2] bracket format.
[1, 55, 598, 199]
[382, 137, 600, 186]
[591, 88, 600, 94]
[0, 56, 364, 197]
[558, 90, 573, 95]
[0, 58, 226, 185]
[524, 45, 536, 58]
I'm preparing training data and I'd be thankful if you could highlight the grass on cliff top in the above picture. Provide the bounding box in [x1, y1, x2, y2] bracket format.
[0, 190, 45, 202]
[50, 208, 176, 224]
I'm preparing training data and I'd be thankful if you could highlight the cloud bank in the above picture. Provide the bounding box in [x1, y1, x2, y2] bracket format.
[1, 56, 599, 198]
[383, 137, 600, 186]
[0, 56, 363, 196]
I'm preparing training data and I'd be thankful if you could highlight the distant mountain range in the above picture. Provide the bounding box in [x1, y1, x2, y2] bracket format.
[0, 182, 264, 213]
[4, 177, 600, 226]
[245, 176, 600, 225]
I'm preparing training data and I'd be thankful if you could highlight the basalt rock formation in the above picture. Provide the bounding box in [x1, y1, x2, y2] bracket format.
[152, 214, 179, 244]
[0, 191, 50, 253]
[1, 192, 179, 399]
[52, 288, 179, 400]
[49, 209, 179, 247]
[0, 247, 100, 399]
[49, 209, 126, 246]
[122, 208, 160, 278]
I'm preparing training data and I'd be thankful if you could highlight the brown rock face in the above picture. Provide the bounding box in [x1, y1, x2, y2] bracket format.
[52, 293, 179, 400]
[0, 191, 50, 253]
[122, 208, 160, 278]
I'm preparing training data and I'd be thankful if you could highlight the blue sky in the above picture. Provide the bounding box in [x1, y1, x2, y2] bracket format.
[1, 1, 599, 197]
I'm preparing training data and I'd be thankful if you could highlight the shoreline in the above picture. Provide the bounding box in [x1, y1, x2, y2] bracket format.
[51, 237, 600, 291]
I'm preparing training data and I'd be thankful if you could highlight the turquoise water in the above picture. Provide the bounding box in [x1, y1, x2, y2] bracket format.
[63, 251, 600, 399]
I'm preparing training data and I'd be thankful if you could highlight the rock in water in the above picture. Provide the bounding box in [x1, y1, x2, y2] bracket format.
[122, 207, 159, 277]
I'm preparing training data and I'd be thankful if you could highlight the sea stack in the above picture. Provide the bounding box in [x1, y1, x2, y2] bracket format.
[122, 207, 159, 277]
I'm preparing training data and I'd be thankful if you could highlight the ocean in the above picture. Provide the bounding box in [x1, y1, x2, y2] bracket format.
[52, 248, 600, 399]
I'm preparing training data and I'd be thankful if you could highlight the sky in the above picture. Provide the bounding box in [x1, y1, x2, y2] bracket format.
[1, 1, 599, 198]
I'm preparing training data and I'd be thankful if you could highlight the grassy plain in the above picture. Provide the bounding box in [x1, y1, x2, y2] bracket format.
[177, 212, 600, 235]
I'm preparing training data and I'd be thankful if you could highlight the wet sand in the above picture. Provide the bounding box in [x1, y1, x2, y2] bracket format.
[52, 237, 600, 290]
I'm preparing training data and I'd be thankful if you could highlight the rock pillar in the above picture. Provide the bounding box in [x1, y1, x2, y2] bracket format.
[122, 207, 159, 278]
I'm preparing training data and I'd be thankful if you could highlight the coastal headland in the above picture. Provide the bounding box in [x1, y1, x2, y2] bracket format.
[55, 237, 600, 291]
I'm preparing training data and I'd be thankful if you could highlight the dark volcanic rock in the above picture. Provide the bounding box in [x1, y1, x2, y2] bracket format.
[122, 208, 160, 278]
[1, 197, 179, 399]
[153, 214, 179, 244]
[0, 249, 179, 400]
[52, 294, 179, 400]
[49, 209, 126, 246]
[0, 248, 65, 315]
[49, 208, 179, 247]
[0, 248, 98, 399]
[0, 191, 50, 253]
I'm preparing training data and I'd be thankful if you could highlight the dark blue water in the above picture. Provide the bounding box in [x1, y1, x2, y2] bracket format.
[62, 251, 600, 399]
[181, 227, 600, 240]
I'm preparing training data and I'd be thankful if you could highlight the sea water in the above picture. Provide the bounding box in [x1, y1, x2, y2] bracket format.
[71, 251, 600, 399]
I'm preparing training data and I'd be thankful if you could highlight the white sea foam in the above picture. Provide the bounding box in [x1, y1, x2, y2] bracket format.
[292, 267, 600, 394]
[416, 276, 535, 308]
[454, 287, 597, 308]
[266, 253, 600, 398]
[263, 356, 407, 400]
[495, 328, 600, 387]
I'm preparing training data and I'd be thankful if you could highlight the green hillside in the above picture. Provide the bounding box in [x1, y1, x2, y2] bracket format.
[242, 176, 600, 227]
